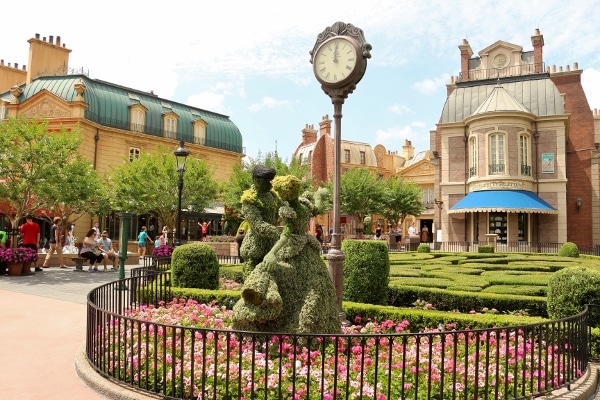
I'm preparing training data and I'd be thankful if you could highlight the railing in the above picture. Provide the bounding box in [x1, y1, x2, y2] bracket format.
[489, 163, 506, 174]
[85, 269, 598, 400]
[457, 62, 546, 82]
[521, 164, 532, 176]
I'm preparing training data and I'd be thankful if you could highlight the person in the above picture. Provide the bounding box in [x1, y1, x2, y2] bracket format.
[374, 226, 382, 240]
[92, 221, 100, 236]
[19, 215, 41, 273]
[80, 229, 104, 272]
[421, 225, 429, 243]
[201, 221, 211, 241]
[137, 226, 149, 259]
[328, 227, 333, 243]
[42, 216, 68, 269]
[162, 226, 169, 245]
[315, 224, 324, 244]
[408, 222, 417, 236]
[235, 228, 245, 263]
[97, 231, 118, 271]
[148, 222, 155, 240]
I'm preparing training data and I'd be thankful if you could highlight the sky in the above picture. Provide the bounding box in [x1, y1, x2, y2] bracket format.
[3, 0, 600, 161]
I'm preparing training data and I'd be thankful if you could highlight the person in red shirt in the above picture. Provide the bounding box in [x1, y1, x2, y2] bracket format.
[19, 215, 41, 273]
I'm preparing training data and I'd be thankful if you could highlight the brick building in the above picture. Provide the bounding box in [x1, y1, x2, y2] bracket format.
[433, 29, 599, 250]
[294, 115, 435, 238]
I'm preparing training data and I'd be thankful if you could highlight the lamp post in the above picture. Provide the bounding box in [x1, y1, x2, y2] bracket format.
[173, 140, 190, 247]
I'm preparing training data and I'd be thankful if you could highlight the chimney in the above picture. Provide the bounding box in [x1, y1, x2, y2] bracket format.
[49, 35, 54, 44]
[531, 28, 544, 73]
[56, 36, 61, 46]
[402, 139, 415, 160]
[301, 123, 318, 145]
[458, 39, 473, 82]
[319, 114, 332, 137]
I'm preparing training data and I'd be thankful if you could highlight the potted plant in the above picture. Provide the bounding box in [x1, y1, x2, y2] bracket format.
[152, 244, 173, 258]
[0, 247, 39, 275]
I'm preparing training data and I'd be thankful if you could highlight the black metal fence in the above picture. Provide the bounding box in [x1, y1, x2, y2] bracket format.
[85, 269, 597, 400]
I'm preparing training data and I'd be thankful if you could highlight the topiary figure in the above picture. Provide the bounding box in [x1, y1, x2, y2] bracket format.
[417, 243, 430, 253]
[342, 240, 390, 306]
[558, 242, 579, 257]
[547, 266, 600, 325]
[171, 243, 219, 289]
[239, 165, 281, 278]
[232, 175, 340, 334]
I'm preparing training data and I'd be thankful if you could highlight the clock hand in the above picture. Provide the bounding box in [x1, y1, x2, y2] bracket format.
[333, 41, 339, 63]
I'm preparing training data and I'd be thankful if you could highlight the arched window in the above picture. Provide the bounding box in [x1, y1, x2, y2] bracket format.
[488, 133, 506, 175]
[519, 133, 531, 176]
[469, 136, 478, 177]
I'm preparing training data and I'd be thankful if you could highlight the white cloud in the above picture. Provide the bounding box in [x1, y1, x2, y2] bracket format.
[187, 92, 228, 114]
[389, 103, 413, 115]
[413, 75, 449, 95]
[375, 126, 415, 142]
[249, 97, 295, 112]
[583, 68, 600, 111]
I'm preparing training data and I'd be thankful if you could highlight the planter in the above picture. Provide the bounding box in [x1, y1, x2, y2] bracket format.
[7, 262, 24, 276]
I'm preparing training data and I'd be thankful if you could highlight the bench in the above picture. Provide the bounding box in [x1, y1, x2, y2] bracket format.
[69, 242, 88, 272]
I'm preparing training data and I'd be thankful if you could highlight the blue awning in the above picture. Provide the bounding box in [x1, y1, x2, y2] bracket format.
[448, 190, 558, 214]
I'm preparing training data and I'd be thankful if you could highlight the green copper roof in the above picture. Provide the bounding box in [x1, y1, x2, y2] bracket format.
[2, 75, 243, 154]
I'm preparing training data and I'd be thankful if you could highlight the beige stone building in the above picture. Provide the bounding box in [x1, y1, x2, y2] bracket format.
[0, 34, 244, 240]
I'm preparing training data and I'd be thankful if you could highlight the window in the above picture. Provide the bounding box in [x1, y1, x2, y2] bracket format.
[193, 122, 206, 145]
[130, 106, 146, 133]
[129, 147, 140, 162]
[517, 213, 528, 242]
[307, 150, 312, 164]
[519, 134, 531, 176]
[422, 188, 434, 206]
[489, 212, 507, 244]
[469, 136, 477, 177]
[489, 133, 505, 174]
[344, 149, 350, 163]
[0, 104, 6, 120]
[359, 151, 366, 165]
[165, 117, 176, 139]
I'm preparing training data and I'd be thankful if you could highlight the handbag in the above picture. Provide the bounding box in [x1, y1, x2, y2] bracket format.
[92, 249, 102, 256]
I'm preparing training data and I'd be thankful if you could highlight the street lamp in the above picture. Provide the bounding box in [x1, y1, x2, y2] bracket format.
[173, 140, 190, 247]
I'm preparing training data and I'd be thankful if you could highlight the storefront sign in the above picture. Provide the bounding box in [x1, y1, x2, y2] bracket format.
[472, 181, 524, 191]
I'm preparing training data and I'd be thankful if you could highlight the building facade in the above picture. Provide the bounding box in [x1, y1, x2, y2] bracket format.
[294, 115, 435, 238]
[434, 29, 598, 250]
[0, 34, 244, 240]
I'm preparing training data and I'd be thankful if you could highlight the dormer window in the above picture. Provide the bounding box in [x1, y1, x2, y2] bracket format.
[129, 104, 147, 133]
[163, 111, 178, 139]
[192, 119, 207, 145]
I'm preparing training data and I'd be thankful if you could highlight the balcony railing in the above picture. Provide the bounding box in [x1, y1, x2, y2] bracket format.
[457, 62, 546, 82]
[521, 164, 532, 176]
[469, 166, 477, 177]
[489, 163, 506, 174]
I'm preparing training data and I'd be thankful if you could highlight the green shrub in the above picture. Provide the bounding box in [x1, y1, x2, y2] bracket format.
[417, 243, 430, 253]
[558, 242, 579, 257]
[171, 243, 220, 289]
[478, 245, 495, 253]
[342, 240, 389, 305]
[547, 266, 600, 323]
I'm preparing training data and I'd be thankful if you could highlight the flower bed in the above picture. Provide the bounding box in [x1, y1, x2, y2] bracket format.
[97, 298, 579, 399]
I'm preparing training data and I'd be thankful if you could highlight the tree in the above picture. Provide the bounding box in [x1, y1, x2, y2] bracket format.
[338, 168, 386, 237]
[106, 147, 219, 230]
[379, 176, 424, 231]
[0, 116, 104, 229]
[221, 151, 312, 211]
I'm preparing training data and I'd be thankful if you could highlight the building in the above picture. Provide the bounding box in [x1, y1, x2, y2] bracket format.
[294, 115, 434, 238]
[0, 33, 244, 240]
[434, 29, 598, 250]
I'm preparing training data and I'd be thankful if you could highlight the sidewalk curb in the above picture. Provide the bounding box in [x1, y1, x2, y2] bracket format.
[75, 342, 161, 400]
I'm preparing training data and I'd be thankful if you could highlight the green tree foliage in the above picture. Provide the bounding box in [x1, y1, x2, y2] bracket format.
[106, 146, 218, 230]
[342, 239, 390, 305]
[0, 116, 105, 228]
[380, 176, 424, 230]
[547, 266, 600, 325]
[221, 151, 312, 211]
[171, 243, 220, 289]
[338, 168, 386, 236]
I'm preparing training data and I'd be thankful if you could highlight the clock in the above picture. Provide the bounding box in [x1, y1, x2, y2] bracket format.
[313, 36, 361, 87]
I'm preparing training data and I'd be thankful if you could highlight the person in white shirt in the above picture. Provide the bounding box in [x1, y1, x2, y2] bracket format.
[408, 223, 417, 236]
[97, 231, 118, 271]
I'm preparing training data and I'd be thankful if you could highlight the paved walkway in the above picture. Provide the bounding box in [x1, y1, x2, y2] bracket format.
[0, 263, 142, 400]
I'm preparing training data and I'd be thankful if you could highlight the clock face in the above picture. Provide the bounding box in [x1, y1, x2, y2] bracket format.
[314, 37, 358, 85]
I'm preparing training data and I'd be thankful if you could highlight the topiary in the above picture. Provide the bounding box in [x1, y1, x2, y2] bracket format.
[417, 243, 430, 253]
[547, 266, 600, 324]
[342, 239, 389, 305]
[171, 243, 220, 289]
[558, 242, 579, 257]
